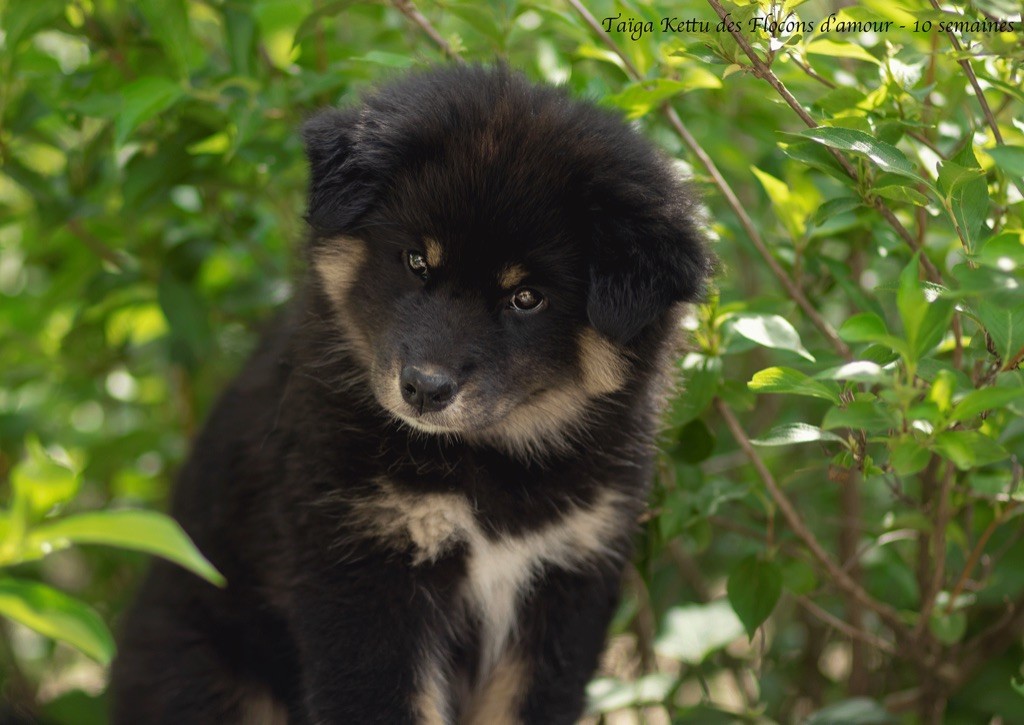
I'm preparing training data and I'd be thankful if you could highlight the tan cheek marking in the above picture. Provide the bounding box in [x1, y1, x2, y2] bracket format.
[312, 236, 367, 309]
[424, 237, 443, 268]
[311, 236, 373, 367]
[578, 328, 629, 396]
[463, 656, 528, 725]
[498, 264, 528, 289]
[467, 384, 591, 460]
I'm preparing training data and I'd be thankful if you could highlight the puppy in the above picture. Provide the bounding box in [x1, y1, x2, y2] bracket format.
[111, 65, 710, 724]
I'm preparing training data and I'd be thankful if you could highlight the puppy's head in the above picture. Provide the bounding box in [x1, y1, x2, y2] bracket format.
[303, 66, 710, 457]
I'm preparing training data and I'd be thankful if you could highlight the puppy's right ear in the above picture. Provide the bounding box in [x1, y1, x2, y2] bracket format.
[302, 109, 379, 235]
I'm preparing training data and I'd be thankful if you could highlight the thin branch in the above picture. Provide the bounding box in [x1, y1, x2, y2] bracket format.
[67, 218, 129, 272]
[565, 0, 641, 78]
[946, 502, 1018, 613]
[928, 0, 1024, 199]
[704, 0, 943, 284]
[715, 398, 913, 642]
[391, 0, 461, 61]
[790, 55, 836, 89]
[957, 595, 1024, 681]
[661, 109, 850, 357]
[797, 596, 896, 655]
[914, 462, 955, 638]
[929, 0, 1001, 145]
[566, 0, 851, 359]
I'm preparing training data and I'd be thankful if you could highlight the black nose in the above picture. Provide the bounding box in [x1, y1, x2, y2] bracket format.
[400, 365, 457, 413]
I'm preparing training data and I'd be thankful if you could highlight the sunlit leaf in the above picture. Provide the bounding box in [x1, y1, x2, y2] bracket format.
[800, 127, 928, 184]
[749, 367, 841, 403]
[654, 600, 744, 664]
[932, 431, 1009, 470]
[730, 313, 815, 361]
[950, 387, 1024, 422]
[28, 510, 225, 586]
[586, 673, 675, 714]
[10, 439, 81, 520]
[751, 423, 844, 446]
[0, 578, 114, 664]
[806, 38, 880, 64]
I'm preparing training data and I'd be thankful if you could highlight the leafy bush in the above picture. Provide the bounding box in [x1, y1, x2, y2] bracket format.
[1, 0, 1021, 722]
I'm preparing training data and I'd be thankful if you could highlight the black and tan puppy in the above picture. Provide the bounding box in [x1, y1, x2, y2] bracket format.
[111, 65, 710, 724]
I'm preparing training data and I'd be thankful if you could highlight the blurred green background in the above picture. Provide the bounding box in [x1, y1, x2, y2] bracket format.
[1, 0, 1023, 722]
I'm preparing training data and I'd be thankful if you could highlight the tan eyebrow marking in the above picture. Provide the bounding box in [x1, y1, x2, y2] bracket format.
[424, 237, 443, 268]
[498, 264, 528, 289]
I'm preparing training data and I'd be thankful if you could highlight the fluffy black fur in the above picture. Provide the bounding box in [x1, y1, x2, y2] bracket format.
[111, 65, 710, 724]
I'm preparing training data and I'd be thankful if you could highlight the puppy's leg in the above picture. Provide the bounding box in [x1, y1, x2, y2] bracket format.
[111, 564, 298, 725]
[473, 565, 622, 725]
[289, 552, 459, 725]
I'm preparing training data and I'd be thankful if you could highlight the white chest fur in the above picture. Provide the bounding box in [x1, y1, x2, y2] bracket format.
[357, 483, 626, 673]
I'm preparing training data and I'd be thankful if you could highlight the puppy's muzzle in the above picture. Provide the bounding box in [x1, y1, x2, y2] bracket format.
[400, 364, 458, 413]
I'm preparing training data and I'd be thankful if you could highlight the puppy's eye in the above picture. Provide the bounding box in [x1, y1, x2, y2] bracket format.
[510, 288, 546, 313]
[405, 250, 429, 280]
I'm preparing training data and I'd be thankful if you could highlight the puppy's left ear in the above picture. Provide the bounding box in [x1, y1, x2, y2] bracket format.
[587, 206, 710, 344]
[302, 109, 382, 234]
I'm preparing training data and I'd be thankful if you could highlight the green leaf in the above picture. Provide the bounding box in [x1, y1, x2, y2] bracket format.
[977, 301, 1024, 367]
[672, 419, 716, 464]
[727, 555, 782, 640]
[897, 255, 954, 362]
[800, 127, 927, 184]
[986, 145, 1024, 179]
[805, 698, 895, 724]
[605, 75, 720, 119]
[950, 387, 1024, 422]
[1013, 677, 1024, 699]
[750, 168, 816, 241]
[873, 183, 930, 206]
[932, 431, 1009, 470]
[1, 0, 65, 50]
[976, 232, 1024, 270]
[10, 439, 80, 520]
[223, 6, 257, 75]
[138, 0, 194, 78]
[805, 39, 881, 64]
[751, 423, 844, 446]
[27, 510, 225, 586]
[654, 600, 744, 664]
[749, 367, 841, 403]
[839, 313, 888, 343]
[668, 356, 722, 426]
[782, 559, 818, 595]
[115, 77, 184, 146]
[889, 439, 931, 476]
[729, 313, 815, 361]
[780, 138, 849, 181]
[815, 360, 888, 383]
[253, 0, 310, 69]
[0, 578, 114, 664]
[938, 146, 990, 252]
[586, 673, 675, 714]
[810, 196, 862, 226]
[929, 609, 967, 645]
[158, 269, 212, 365]
[823, 401, 897, 433]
